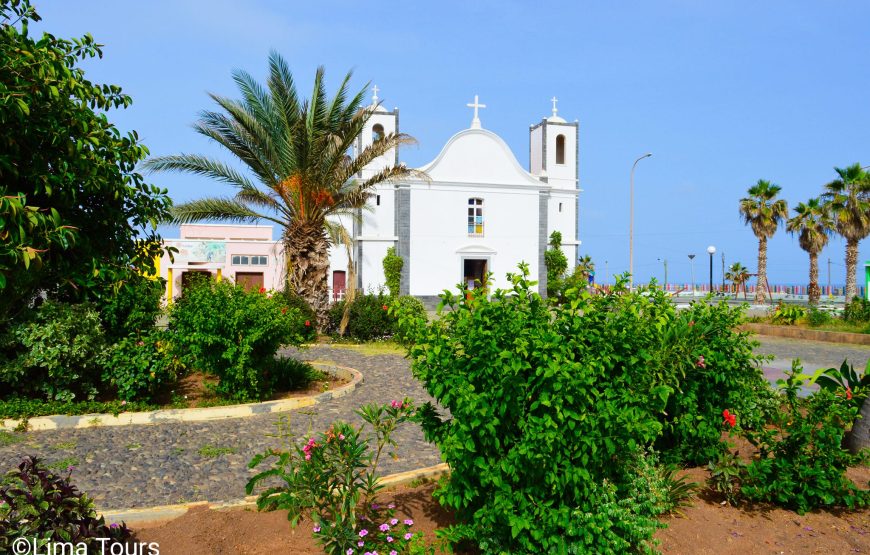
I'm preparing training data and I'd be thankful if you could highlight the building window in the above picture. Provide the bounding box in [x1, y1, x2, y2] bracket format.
[559, 202, 563, 212]
[376, 194, 381, 206]
[556, 134, 566, 164]
[468, 198, 484, 236]
[372, 123, 384, 142]
[232, 255, 268, 266]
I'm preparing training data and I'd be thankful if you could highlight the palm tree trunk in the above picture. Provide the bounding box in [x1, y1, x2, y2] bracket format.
[846, 397, 870, 453]
[284, 221, 331, 331]
[808, 251, 820, 305]
[845, 238, 859, 304]
[755, 236, 768, 303]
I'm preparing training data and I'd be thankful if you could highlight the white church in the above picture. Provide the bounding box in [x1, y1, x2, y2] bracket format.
[157, 91, 580, 302]
[329, 91, 581, 302]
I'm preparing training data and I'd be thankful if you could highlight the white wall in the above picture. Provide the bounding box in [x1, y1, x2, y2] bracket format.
[408, 183, 540, 295]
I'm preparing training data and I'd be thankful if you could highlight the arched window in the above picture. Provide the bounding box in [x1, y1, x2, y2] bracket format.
[468, 198, 484, 236]
[372, 124, 385, 142]
[555, 134, 566, 165]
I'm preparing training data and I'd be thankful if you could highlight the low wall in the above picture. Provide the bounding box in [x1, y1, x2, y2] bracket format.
[742, 323, 870, 346]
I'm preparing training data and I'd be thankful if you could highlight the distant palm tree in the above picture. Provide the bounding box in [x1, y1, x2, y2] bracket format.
[739, 180, 788, 303]
[576, 255, 595, 281]
[725, 262, 749, 298]
[144, 52, 421, 327]
[822, 163, 870, 304]
[786, 198, 833, 305]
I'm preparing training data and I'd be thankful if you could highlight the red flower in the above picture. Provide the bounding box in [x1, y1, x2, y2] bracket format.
[722, 409, 736, 428]
[281, 307, 288, 314]
[305, 320, 311, 327]
[258, 286, 266, 294]
[688, 321, 695, 327]
[696, 355, 706, 368]
[847, 386, 853, 401]
[382, 304, 388, 311]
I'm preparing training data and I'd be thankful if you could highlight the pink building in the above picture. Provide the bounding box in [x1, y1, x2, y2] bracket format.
[158, 224, 285, 300]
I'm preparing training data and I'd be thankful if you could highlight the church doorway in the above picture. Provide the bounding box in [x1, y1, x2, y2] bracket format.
[463, 259, 487, 290]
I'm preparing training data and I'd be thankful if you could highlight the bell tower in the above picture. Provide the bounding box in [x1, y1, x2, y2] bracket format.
[356, 85, 400, 180]
[529, 96, 578, 190]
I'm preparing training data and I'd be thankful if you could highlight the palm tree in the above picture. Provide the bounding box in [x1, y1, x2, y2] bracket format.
[576, 255, 595, 282]
[143, 52, 421, 327]
[822, 163, 870, 304]
[786, 198, 833, 305]
[739, 180, 788, 303]
[725, 262, 749, 298]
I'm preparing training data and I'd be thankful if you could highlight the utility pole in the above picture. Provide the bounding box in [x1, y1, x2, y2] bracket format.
[688, 254, 696, 296]
[664, 259, 668, 290]
[721, 252, 726, 291]
[828, 257, 832, 297]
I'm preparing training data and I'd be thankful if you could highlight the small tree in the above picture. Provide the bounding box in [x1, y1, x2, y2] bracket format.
[382, 246, 403, 297]
[544, 231, 568, 297]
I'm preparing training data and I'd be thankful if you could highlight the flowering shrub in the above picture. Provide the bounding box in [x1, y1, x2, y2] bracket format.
[0, 456, 131, 552]
[103, 329, 183, 402]
[96, 274, 165, 341]
[246, 400, 422, 555]
[328, 292, 395, 340]
[168, 280, 306, 400]
[736, 362, 870, 514]
[396, 266, 770, 553]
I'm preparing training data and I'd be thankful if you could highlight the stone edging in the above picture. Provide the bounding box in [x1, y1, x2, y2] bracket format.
[0, 363, 363, 432]
[741, 323, 870, 346]
[103, 463, 450, 525]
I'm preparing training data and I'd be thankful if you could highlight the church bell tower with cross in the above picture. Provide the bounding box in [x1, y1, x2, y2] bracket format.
[356, 85, 400, 180]
[529, 97, 578, 191]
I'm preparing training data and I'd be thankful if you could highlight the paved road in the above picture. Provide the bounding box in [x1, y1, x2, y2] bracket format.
[0, 336, 865, 512]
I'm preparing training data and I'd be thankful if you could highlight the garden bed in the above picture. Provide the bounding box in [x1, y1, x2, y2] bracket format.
[742, 322, 870, 345]
[131, 472, 870, 555]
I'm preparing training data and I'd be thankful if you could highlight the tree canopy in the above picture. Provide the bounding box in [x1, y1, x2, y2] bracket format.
[0, 0, 172, 318]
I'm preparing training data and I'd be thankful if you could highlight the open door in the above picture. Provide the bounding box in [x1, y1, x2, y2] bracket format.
[463, 259, 487, 290]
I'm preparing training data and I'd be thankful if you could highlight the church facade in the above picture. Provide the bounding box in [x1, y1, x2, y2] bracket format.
[328, 93, 581, 301]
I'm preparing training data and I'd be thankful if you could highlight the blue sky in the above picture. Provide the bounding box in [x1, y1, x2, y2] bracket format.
[36, 1, 870, 286]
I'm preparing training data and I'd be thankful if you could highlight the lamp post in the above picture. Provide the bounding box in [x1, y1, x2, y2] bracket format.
[707, 245, 716, 294]
[629, 152, 652, 289]
[688, 254, 696, 296]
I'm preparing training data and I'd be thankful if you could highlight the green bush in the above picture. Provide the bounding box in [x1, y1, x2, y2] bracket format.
[397, 266, 770, 553]
[97, 274, 165, 340]
[390, 296, 427, 345]
[843, 296, 870, 323]
[738, 363, 869, 514]
[0, 456, 131, 553]
[168, 280, 306, 400]
[328, 292, 395, 340]
[806, 307, 832, 327]
[0, 397, 155, 419]
[268, 356, 323, 392]
[103, 329, 182, 402]
[279, 288, 317, 341]
[769, 302, 805, 325]
[544, 230, 568, 298]
[382, 246, 403, 297]
[0, 302, 109, 401]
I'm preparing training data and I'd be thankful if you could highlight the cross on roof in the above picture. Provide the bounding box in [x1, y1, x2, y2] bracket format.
[466, 94, 486, 129]
[371, 85, 380, 104]
[551, 96, 559, 117]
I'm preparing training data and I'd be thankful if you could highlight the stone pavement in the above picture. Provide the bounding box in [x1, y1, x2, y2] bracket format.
[0, 346, 442, 511]
[0, 336, 865, 512]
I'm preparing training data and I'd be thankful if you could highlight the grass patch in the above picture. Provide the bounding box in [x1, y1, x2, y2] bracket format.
[170, 447, 185, 456]
[0, 430, 23, 446]
[0, 397, 156, 419]
[126, 442, 142, 450]
[327, 341, 405, 356]
[52, 441, 77, 451]
[198, 444, 237, 458]
[47, 457, 79, 471]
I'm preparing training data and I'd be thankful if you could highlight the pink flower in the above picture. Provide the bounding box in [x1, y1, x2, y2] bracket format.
[387, 503, 395, 509]
[390, 400, 400, 409]
[390, 518, 398, 526]
[358, 541, 365, 547]
[347, 550, 354, 555]
[696, 355, 706, 368]
[404, 533, 412, 540]
[403, 519, 413, 526]
[359, 529, 369, 537]
[313, 525, 321, 532]
[379, 523, 390, 532]
[386, 536, 394, 542]
[339, 433, 345, 440]
[391, 551, 398, 555]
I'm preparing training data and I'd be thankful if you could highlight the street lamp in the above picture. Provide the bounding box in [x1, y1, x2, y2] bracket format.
[629, 152, 652, 289]
[688, 254, 696, 296]
[707, 245, 716, 294]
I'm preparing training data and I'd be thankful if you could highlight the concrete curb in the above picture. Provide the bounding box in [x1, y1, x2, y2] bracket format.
[103, 463, 450, 525]
[1, 363, 363, 432]
[742, 323, 870, 346]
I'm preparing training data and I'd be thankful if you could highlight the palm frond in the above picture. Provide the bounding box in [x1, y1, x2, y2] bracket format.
[169, 197, 279, 226]
[142, 154, 258, 191]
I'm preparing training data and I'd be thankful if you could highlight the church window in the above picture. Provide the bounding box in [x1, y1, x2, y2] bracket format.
[559, 202, 563, 212]
[468, 198, 484, 236]
[556, 134, 566, 164]
[376, 194, 381, 206]
[372, 124, 385, 142]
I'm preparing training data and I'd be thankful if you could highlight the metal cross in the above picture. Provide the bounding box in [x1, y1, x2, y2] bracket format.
[371, 85, 380, 104]
[551, 96, 558, 117]
[466, 94, 486, 129]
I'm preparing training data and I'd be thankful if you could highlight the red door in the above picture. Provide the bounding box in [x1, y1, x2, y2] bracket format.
[332, 271, 346, 301]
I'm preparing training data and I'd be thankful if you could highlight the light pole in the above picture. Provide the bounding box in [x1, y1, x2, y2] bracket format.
[688, 254, 696, 296]
[629, 152, 652, 289]
[707, 245, 716, 294]
[658, 258, 668, 289]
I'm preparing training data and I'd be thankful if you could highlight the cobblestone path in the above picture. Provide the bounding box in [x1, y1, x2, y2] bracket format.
[754, 336, 870, 384]
[0, 346, 442, 511]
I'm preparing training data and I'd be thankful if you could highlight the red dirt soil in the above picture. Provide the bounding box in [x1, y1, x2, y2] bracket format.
[134, 473, 870, 555]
